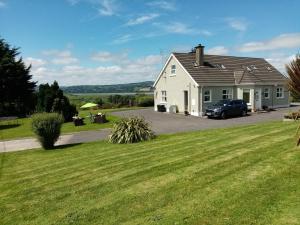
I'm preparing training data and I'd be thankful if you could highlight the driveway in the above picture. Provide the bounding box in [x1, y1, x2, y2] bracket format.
[1, 106, 298, 153]
[111, 106, 299, 134]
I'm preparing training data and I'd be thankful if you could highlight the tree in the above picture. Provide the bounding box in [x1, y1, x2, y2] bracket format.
[287, 54, 300, 100]
[0, 38, 36, 116]
[36, 81, 77, 122]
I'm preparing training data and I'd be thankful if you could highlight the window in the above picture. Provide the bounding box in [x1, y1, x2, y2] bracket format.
[170, 65, 176, 75]
[276, 87, 284, 98]
[215, 64, 226, 69]
[222, 89, 233, 100]
[204, 90, 211, 102]
[266, 66, 272, 72]
[250, 65, 258, 70]
[161, 91, 167, 102]
[264, 88, 270, 99]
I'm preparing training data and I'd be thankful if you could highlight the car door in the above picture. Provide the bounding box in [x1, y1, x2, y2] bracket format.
[231, 100, 240, 116]
[226, 100, 235, 116]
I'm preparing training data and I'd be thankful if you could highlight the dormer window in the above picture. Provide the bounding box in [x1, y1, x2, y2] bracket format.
[266, 66, 272, 72]
[170, 64, 176, 75]
[250, 65, 257, 70]
[215, 64, 226, 69]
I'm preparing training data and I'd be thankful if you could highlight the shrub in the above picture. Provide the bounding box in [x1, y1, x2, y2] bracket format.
[32, 113, 64, 149]
[137, 96, 154, 107]
[109, 117, 155, 144]
[284, 111, 300, 120]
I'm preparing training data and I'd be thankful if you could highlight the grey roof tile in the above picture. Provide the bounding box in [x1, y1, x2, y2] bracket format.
[173, 52, 287, 85]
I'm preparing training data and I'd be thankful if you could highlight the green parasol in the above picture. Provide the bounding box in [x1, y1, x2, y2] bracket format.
[80, 102, 98, 109]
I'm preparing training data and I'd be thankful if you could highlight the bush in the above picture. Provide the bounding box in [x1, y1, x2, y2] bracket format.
[284, 111, 300, 120]
[32, 113, 64, 149]
[137, 96, 154, 107]
[109, 117, 155, 144]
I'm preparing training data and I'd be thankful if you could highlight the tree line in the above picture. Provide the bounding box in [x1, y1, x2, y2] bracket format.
[0, 38, 76, 121]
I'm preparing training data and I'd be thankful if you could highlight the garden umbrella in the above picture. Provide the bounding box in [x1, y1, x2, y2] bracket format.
[80, 102, 98, 109]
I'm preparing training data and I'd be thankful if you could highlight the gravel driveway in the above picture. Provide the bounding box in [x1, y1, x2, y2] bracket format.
[112, 106, 299, 134]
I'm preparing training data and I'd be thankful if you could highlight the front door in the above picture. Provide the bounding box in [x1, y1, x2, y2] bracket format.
[184, 90, 188, 112]
[254, 88, 261, 110]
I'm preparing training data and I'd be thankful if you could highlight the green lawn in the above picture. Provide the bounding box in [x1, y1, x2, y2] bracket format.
[0, 107, 142, 140]
[1, 121, 300, 225]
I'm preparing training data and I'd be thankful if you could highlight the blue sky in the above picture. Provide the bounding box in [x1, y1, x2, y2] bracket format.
[1, 0, 299, 86]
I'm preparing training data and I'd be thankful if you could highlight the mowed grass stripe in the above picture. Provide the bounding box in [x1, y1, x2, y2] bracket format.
[0, 124, 296, 207]
[1, 120, 286, 182]
[67, 136, 292, 225]
[1, 122, 289, 199]
[1, 121, 299, 225]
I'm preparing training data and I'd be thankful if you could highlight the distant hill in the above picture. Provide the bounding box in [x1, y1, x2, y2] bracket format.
[61, 81, 154, 93]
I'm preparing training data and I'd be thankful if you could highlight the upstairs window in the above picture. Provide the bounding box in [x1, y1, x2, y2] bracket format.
[161, 91, 167, 102]
[170, 65, 176, 75]
[266, 66, 272, 72]
[276, 87, 284, 98]
[222, 89, 233, 100]
[264, 88, 270, 99]
[204, 90, 211, 102]
[215, 64, 226, 69]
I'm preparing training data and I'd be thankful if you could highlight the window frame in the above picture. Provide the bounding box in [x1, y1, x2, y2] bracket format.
[170, 64, 176, 76]
[161, 90, 167, 102]
[203, 89, 212, 103]
[263, 88, 270, 99]
[276, 87, 284, 99]
[222, 89, 233, 100]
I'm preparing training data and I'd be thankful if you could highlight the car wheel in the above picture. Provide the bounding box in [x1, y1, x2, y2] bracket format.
[241, 110, 247, 117]
[220, 111, 226, 119]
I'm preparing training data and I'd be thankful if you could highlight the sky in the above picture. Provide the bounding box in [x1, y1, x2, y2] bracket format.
[0, 0, 299, 86]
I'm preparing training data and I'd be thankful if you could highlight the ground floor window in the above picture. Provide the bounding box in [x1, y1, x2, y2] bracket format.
[204, 90, 211, 102]
[222, 89, 233, 100]
[264, 88, 270, 99]
[161, 91, 167, 102]
[276, 87, 284, 98]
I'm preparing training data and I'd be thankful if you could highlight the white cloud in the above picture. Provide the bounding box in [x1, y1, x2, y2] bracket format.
[24, 57, 47, 67]
[0, 1, 6, 8]
[97, 0, 118, 16]
[42, 49, 79, 65]
[206, 46, 229, 55]
[156, 22, 212, 36]
[225, 17, 248, 32]
[111, 34, 135, 44]
[238, 33, 300, 52]
[0, 0, 6, 8]
[147, 1, 176, 11]
[30, 51, 161, 85]
[126, 13, 159, 26]
[91, 51, 128, 63]
[266, 53, 296, 74]
[66, 0, 80, 5]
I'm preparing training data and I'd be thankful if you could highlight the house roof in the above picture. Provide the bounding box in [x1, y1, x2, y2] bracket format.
[173, 52, 287, 85]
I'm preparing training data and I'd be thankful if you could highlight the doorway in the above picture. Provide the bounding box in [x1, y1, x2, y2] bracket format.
[254, 88, 261, 110]
[184, 90, 188, 112]
[243, 89, 250, 104]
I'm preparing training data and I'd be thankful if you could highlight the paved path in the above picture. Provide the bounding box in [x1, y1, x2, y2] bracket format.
[0, 129, 111, 153]
[1, 106, 298, 153]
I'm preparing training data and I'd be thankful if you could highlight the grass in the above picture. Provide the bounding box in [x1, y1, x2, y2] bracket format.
[0, 107, 142, 141]
[0, 121, 300, 225]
